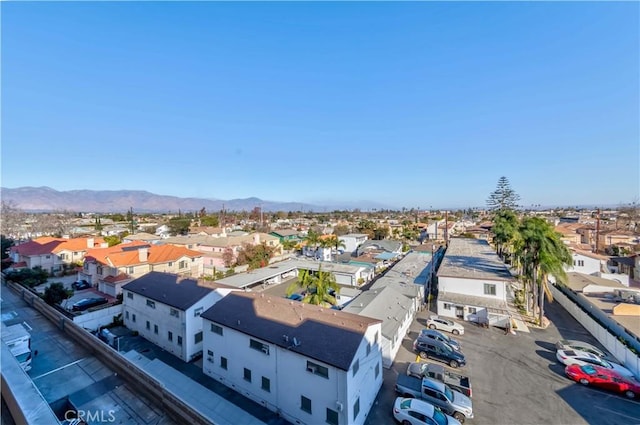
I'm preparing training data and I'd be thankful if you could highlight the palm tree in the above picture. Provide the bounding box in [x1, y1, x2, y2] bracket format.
[517, 217, 572, 324]
[286, 266, 338, 307]
[326, 235, 346, 252]
[492, 210, 519, 261]
[303, 229, 321, 256]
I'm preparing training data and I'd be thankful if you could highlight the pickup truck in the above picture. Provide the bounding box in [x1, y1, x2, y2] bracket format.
[395, 375, 474, 423]
[407, 362, 472, 397]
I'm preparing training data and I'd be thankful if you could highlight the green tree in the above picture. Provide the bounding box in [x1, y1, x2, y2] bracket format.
[487, 176, 520, 211]
[200, 215, 220, 227]
[103, 235, 122, 247]
[44, 282, 72, 305]
[168, 217, 191, 235]
[286, 266, 338, 307]
[516, 217, 572, 324]
[1, 235, 15, 270]
[491, 210, 519, 261]
[373, 226, 389, 240]
[303, 230, 321, 254]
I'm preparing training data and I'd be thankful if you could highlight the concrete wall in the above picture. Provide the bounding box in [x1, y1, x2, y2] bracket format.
[551, 284, 640, 380]
[5, 280, 211, 425]
[73, 304, 123, 331]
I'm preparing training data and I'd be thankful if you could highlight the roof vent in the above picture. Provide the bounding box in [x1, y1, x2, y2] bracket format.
[283, 335, 289, 343]
[292, 337, 301, 347]
[237, 320, 241, 325]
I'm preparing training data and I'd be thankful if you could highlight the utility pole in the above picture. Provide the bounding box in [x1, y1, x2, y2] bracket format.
[595, 208, 600, 253]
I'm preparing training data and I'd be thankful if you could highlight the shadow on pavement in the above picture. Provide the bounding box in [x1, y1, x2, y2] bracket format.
[535, 340, 557, 352]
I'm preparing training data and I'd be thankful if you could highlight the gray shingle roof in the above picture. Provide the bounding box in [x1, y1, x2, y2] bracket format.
[437, 238, 515, 281]
[122, 271, 213, 311]
[201, 292, 381, 371]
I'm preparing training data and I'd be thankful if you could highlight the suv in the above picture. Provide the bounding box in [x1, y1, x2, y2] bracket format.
[419, 377, 474, 423]
[72, 297, 108, 312]
[413, 338, 466, 368]
[419, 329, 461, 351]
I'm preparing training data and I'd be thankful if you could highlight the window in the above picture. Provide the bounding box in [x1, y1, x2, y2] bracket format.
[260, 376, 270, 392]
[250, 339, 269, 355]
[125, 311, 129, 319]
[179, 260, 187, 269]
[177, 336, 183, 346]
[154, 324, 158, 334]
[443, 303, 452, 310]
[128, 267, 134, 274]
[127, 292, 133, 299]
[207, 350, 214, 363]
[194, 307, 203, 317]
[577, 260, 584, 267]
[326, 408, 339, 425]
[409, 411, 426, 421]
[353, 398, 360, 421]
[60, 253, 67, 260]
[97, 266, 103, 275]
[375, 362, 380, 378]
[301, 396, 312, 414]
[352, 359, 359, 376]
[132, 314, 136, 323]
[306, 361, 329, 378]
[194, 332, 203, 344]
[168, 331, 173, 342]
[207, 349, 213, 356]
[468, 307, 477, 314]
[46, 255, 50, 259]
[220, 356, 227, 369]
[146, 321, 150, 330]
[146, 300, 156, 309]
[374, 332, 378, 345]
[210, 323, 223, 335]
[168, 262, 173, 267]
[483, 284, 496, 296]
[243, 368, 252, 382]
[170, 308, 179, 317]
[366, 343, 371, 355]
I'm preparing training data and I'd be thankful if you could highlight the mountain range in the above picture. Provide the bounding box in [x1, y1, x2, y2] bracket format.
[0, 187, 392, 213]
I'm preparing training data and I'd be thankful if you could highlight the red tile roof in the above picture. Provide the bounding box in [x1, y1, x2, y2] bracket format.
[85, 242, 202, 267]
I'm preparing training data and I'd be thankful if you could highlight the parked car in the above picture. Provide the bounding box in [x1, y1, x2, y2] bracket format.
[406, 362, 472, 397]
[426, 316, 465, 336]
[286, 293, 304, 301]
[565, 364, 640, 399]
[71, 297, 108, 312]
[72, 280, 91, 290]
[555, 339, 607, 358]
[419, 329, 461, 352]
[393, 397, 461, 425]
[395, 376, 474, 423]
[556, 349, 635, 378]
[413, 338, 466, 368]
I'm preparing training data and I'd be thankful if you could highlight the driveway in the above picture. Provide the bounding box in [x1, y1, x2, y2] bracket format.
[365, 301, 640, 425]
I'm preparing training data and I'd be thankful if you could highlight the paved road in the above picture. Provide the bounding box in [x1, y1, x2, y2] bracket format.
[365, 301, 640, 425]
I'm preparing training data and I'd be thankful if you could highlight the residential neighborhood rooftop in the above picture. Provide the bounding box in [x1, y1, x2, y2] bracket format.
[201, 291, 381, 371]
[122, 271, 214, 310]
[437, 238, 515, 281]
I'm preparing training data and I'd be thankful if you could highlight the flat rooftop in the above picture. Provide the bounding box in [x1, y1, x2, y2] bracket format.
[437, 238, 514, 281]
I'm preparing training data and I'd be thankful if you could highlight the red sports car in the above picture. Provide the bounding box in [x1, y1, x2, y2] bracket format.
[565, 364, 640, 399]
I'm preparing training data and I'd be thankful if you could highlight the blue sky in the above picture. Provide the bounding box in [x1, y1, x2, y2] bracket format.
[2, 2, 638, 209]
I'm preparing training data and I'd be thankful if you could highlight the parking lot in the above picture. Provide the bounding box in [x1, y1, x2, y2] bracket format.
[365, 301, 640, 425]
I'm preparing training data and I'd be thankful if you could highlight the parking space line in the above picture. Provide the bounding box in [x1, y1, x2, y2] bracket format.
[594, 404, 640, 422]
[32, 357, 87, 380]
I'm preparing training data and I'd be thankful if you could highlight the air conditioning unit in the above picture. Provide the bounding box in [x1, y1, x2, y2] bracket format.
[261, 346, 269, 354]
[336, 401, 343, 412]
[307, 365, 317, 374]
[207, 357, 213, 363]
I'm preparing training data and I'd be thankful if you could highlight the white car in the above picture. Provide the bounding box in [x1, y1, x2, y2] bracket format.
[556, 349, 634, 378]
[555, 339, 607, 358]
[393, 397, 461, 425]
[426, 316, 465, 336]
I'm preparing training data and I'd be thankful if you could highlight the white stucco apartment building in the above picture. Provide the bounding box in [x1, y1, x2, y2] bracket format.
[201, 292, 383, 425]
[338, 234, 369, 254]
[122, 271, 233, 362]
[436, 238, 515, 326]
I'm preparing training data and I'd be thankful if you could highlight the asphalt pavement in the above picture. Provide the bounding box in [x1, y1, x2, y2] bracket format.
[364, 301, 640, 425]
